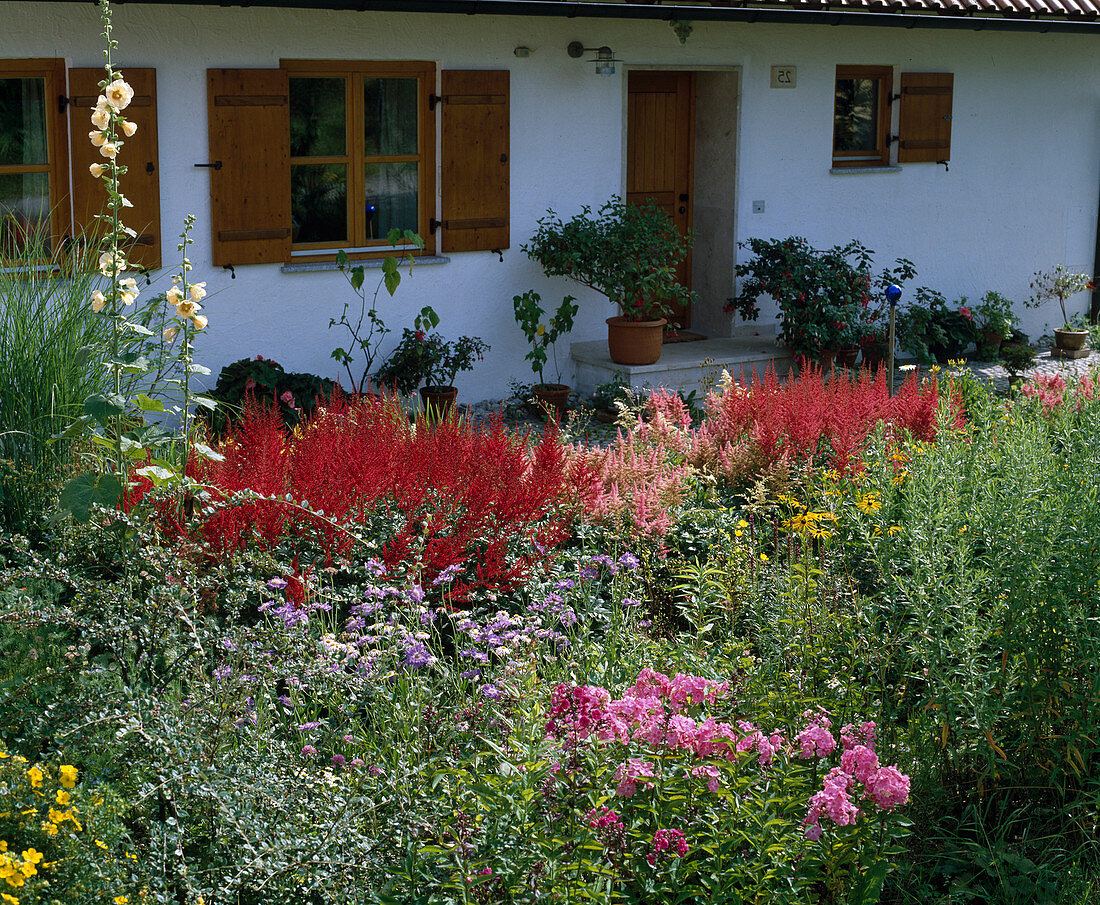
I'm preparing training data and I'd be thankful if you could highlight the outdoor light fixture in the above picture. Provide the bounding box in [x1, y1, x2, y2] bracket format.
[567, 41, 619, 77]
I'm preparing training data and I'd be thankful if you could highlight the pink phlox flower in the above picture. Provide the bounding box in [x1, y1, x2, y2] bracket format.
[545, 683, 611, 743]
[647, 828, 689, 866]
[586, 806, 624, 831]
[690, 718, 721, 757]
[615, 758, 655, 797]
[840, 744, 880, 786]
[632, 713, 667, 748]
[840, 720, 877, 751]
[734, 721, 777, 764]
[689, 763, 722, 793]
[596, 713, 632, 744]
[806, 767, 860, 831]
[864, 764, 910, 809]
[796, 722, 837, 759]
[666, 714, 697, 751]
[631, 668, 673, 699]
[667, 673, 730, 711]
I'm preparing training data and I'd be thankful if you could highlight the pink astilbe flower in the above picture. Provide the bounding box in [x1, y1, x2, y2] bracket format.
[1021, 372, 1068, 412]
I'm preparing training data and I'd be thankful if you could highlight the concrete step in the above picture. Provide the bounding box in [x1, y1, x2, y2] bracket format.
[571, 334, 794, 399]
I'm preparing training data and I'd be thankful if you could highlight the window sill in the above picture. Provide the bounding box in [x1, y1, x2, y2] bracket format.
[829, 165, 903, 175]
[281, 255, 451, 274]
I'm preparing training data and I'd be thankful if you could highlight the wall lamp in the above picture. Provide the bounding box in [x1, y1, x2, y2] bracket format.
[567, 41, 619, 77]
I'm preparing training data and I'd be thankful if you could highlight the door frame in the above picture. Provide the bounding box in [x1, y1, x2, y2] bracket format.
[622, 65, 743, 336]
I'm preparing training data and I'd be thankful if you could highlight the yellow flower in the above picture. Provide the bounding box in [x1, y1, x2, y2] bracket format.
[114, 896, 129, 904]
[59, 766, 77, 790]
[191, 314, 209, 331]
[55, 789, 70, 807]
[40, 823, 57, 837]
[0, 842, 7, 852]
[99, 141, 119, 160]
[91, 105, 110, 129]
[89, 162, 106, 178]
[759, 553, 769, 562]
[887, 525, 903, 536]
[105, 79, 135, 111]
[163, 325, 179, 342]
[89, 130, 107, 148]
[2, 892, 17, 903]
[189, 282, 207, 304]
[26, 767, 43, 789]
[95, 840, 108, 851]
[91, 290, 107, 312]
[120, 119, 138, 138]
[892, 471, 908, 485]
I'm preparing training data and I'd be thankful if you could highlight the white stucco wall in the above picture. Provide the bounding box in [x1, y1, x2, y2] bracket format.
[4, 2, 1098, 399]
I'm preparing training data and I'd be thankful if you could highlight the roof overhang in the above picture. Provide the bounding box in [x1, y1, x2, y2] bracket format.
[46, 0, 1100, 35]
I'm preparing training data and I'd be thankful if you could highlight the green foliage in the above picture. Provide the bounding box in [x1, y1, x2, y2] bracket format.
[512, 290, 578, 386]
[206, 356, 336, 435]
[727, 236, 916, 356]
[329, 229, 424, 394]
[522, 196, 695, 322]
[895, 288, 978, 363]
[999, 342, 1037, 381]
[1025, 264, 1095, 330]
[972, 290, 1019, 339]
[374, 314, 488, 394]
[0, 220, 114, 535]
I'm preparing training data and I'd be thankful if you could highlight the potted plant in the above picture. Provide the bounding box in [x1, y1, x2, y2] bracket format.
[522, 197, 694, 366]
[328, 228, 424, 395]
[374, 311, 489, 418]
[513, 290, 578, 421]
[972, 290, 1018, 360]
[896, 288, 978, 364]
[726, 236, 916, 370]
[1025, 265, 1096, 352]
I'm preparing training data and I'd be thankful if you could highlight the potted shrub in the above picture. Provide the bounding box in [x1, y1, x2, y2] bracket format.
[523, 197, 694, 366]
[374, 311, 489, 418]
[726, 237, 916, 370]
[1025, 265, 1096, 352]
[513, 290, 579, 421]
[896, 288, 977, 364]
[973, 290, 1018, 360]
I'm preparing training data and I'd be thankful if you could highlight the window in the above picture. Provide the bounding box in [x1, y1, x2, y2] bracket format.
[832, 65, 892, 168]
[0, 59, 70, 253]
[282, 60, 435, 258]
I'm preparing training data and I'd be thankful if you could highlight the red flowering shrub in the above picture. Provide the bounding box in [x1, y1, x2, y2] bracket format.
[139, 393, 574, 599]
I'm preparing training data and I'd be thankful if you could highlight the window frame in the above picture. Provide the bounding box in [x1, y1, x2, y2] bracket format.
[831, 65, 893, 169]
[0, 58, 72, 251]
[281, 59, 436, 261]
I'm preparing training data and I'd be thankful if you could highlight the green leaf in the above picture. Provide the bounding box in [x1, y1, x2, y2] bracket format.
[60, 471, 124, 521]
[383, 267, 401, 297]
[192, 442, 225, 462]
[350, 268, 365, 291]
[850, 859, 889, 905]
[135, 464, 177, 486]
[84, 393, 127, 423]
[132, 394, 165, 413]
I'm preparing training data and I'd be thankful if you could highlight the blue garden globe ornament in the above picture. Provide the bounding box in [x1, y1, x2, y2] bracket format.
[885, 284, 902, 305]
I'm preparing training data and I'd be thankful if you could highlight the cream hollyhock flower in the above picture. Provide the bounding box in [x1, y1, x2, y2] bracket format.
[120, 120, 137, 137]
[91, 290, 107, 312]
[89, 163, 106, 178]
[163, 325, 179, 342]
[191, 314, 209, 331]
[119, 277, 139, 307]
[99, 142, 118, 159]
[189, 282, 207, 304]
[166, 285, 184, 306]
[104, 79, 134, 112]
[98, 251, 127, 275]
[175, 298, 199, 319]
[91, 106, 110, 130]
[89, 130, 107, 147]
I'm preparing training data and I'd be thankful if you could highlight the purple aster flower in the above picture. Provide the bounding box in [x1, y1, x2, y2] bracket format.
[618, 552, 641, 571]
[403, 643, 435, 668]
[406, 584, 425, 604]
[622, 598, 642, 608]
[433, 562, 463, 585]
[266, 577, 288, 590]
[277, 695, 292, 707]
[579, 566, 598, 580]
[331, 754, 346, 767]
[460, 669, 481, 680]
[213, 665, 232, 681]
[298, 721, 321, 731]
[554, 579, 575, 591]
[419, 610, 437, 626]
[365, 558, 386, 577]
[301, 745, 317, 757]
[480, 684, 502, 700]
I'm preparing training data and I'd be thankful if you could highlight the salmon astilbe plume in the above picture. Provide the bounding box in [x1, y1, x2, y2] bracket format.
[140, 393, 573, 600]
[569, 366, 946, 536]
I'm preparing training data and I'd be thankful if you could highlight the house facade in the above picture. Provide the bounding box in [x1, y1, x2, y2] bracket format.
[2, 0, 1098, 400]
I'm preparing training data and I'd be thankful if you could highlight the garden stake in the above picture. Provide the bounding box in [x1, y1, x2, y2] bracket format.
[886, 283, 902, 395]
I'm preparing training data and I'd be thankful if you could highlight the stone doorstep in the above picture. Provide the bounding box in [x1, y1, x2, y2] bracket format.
[570, 336, 794, 399]
[1048, 347, 1092, 360]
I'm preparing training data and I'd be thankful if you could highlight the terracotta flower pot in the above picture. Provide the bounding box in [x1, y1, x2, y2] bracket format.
[860, 340, 889, 370]
[606, 316, 667, 366]
[837, 345, 860, 369]
[419, 385, 457, 418]
[529, 383, 570, 422]
[1054, 328, 1088, 351]
[818, 348, 838, 374]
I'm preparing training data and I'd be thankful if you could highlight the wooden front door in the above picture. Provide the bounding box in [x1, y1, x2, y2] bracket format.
[626, 70, 695, 329]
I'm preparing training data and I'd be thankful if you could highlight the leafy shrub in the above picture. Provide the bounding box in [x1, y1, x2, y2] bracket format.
[206, 356, 336, 435]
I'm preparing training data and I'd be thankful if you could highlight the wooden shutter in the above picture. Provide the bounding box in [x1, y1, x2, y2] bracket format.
[207, 69, 290, 266]
[898, 73, 953, 164]
[69, 68, 161, 269]
[439, 70, 509, 254]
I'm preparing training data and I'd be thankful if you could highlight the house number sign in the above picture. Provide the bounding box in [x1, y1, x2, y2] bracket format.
[771, 66, 796, 88]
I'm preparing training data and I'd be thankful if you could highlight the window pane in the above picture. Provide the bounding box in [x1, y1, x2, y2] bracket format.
[834, 78, 880, 153]
[364, 162, 418, 238]
[363, 78, 418, 157]
[0, 172, 50, 251]
[291, 164, 347, 244]
[289, 77, 346, 158]
[0, 78, 48, 166]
